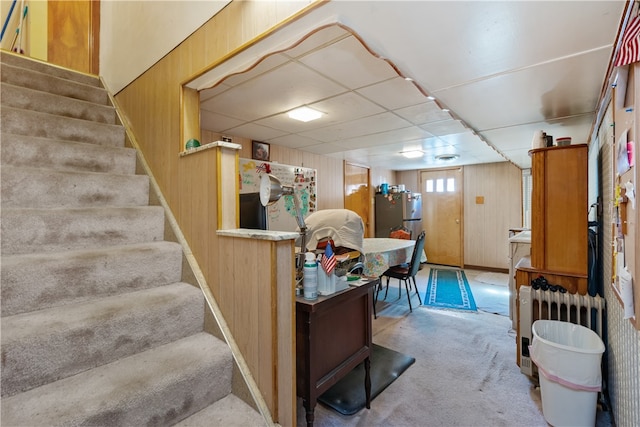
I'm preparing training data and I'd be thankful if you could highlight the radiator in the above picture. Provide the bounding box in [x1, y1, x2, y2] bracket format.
[519, 286, 606, 377]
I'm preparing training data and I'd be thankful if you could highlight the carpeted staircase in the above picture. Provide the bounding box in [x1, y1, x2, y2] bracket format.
[0, 51, 264, 426]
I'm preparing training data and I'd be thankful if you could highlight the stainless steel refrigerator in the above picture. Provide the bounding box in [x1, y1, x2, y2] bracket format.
[375, 193, 423, 238]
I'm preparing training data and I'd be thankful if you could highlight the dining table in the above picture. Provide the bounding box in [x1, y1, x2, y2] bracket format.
[362, 237, 418, 278]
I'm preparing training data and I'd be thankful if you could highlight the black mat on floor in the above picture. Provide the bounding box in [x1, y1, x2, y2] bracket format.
[318, 343, 415, 416]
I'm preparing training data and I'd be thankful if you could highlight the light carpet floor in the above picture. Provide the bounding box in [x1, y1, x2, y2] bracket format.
[296, 265, 613, 427]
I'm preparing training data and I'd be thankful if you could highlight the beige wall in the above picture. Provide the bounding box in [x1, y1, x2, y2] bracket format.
[100, 1, 230, 94]
[0, 0, 46, 57]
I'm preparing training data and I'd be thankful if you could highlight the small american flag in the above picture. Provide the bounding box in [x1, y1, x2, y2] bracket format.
[321, 243, 337, 275]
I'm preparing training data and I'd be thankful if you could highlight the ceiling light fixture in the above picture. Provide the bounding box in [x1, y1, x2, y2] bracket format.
[435, 154, 459, 161]
[288, 106, 323, 122]
[401, 150, 423, 158]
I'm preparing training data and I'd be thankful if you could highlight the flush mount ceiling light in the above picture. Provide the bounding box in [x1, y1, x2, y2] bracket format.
[287, 106, 323, 122]
[401, 150, 423, 158]
[435, 154, 459, 161]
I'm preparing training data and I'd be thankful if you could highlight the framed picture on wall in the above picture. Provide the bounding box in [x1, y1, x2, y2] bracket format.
[252, 140, 270, 161]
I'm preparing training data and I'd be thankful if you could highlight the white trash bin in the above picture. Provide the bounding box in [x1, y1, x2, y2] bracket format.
[530, 320, 605, 427]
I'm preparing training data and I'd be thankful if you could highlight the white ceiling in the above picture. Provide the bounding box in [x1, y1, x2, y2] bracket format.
[192, 1, 628, 171]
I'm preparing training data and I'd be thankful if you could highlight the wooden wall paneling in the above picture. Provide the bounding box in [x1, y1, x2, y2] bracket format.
[233, 238, 261, 389]
[181, 87, 200, 152]
[463, 162, 522, 270]
[274, 240, 295, 426]
[396, 170, 419, 193]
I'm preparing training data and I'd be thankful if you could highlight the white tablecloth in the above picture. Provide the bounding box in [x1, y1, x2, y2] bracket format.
[362, 238, 415, 277]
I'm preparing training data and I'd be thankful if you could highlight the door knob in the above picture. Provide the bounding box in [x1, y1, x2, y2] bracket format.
[455, 219, 460, 224]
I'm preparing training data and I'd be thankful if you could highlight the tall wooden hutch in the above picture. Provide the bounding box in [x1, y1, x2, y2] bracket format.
[515, 143, 589, 364]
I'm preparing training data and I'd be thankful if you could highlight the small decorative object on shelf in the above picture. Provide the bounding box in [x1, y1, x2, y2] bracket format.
[185, 138, 200, 150]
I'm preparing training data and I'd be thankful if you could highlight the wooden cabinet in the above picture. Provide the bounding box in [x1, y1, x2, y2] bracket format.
[296, 279, 377, 427]
[515, 144, 589, 368]
[529, 144, 589, 284]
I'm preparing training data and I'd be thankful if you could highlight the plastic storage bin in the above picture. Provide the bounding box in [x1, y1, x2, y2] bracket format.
[530, 320, 605, 427]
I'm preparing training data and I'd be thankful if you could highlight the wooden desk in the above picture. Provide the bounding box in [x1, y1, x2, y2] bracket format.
[296, 278, 377, 427]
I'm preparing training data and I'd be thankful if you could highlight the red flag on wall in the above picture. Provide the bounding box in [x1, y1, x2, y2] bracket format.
[615, 16, 640, 67]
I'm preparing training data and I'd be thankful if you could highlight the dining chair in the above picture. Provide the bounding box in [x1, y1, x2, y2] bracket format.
[389, 225, 412, 240]
[379, 230, 425, 312]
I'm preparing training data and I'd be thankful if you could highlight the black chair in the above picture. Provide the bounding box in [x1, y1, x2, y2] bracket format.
[378, 230, 425, 312]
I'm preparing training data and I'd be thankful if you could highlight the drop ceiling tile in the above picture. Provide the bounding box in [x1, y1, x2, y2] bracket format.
[298, 35, 398, 89]
[356, 77, 428, 110]
[192, 3, 623, 172]
[200, 82, 231, 103]
[268, 134, 324, 149]
[218, 53, 290, 88]
[310, 92, 386, 124]
[224, 122, 287, 141]
[394, 102, 452, 125]
[201, 61, 347, 122]
[200, 110, 244, 133]
[438, 48, 611, 132]
[340, 126, 433, 150]
[299, 112, 413, 142]
[255, 92, 385, 133]
[302, 141, 349, 155]
[419, 120, 468, 136]
[283, 25, 352, 59]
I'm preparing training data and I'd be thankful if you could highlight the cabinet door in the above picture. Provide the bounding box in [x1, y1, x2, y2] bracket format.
[530, 145, 588, 277]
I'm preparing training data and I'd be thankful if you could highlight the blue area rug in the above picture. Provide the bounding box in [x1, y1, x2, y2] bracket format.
[424, 268, 477, 311]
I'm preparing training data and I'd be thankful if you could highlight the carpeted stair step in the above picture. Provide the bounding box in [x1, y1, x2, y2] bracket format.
[0, 51, 102, 87]
[1, 106, 125, 146]
[0, 332, 233, 426]
[1, 62, 108, 104]
[176, 394, 265, 426]
[1, 165, 150, 208]
[1, 82, 117, 124]
[1, 282, 205, 397]
[1, 206, 165, 255]
[1, 241, 184, 317]
[1, 133, 137, 174]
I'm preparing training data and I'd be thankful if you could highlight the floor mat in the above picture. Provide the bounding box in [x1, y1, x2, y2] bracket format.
[318, 343, 415, 416]
[423, 268, 477, 311]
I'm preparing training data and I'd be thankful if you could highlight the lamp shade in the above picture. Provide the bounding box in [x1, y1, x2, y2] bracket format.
[260, 174, 293, 206]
